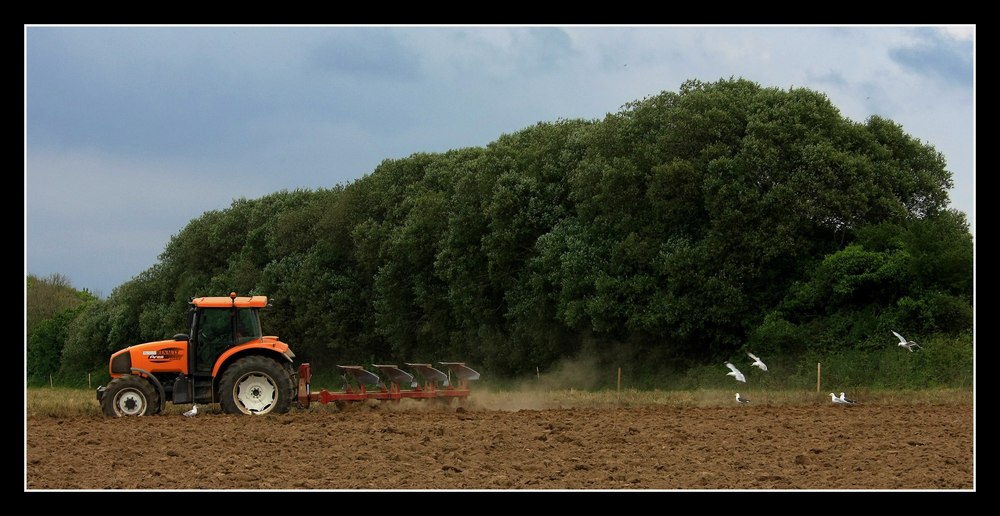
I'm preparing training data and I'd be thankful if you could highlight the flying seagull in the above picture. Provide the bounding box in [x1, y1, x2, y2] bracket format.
[726, 362, 746, 383]
[892, 331, 923, 352]
[830, 393, 848, 404]
[747, 352, 768, 371]
[183, 405, 199, 417]
[735, 393, 750, 404]
[839, 392, 857, 405]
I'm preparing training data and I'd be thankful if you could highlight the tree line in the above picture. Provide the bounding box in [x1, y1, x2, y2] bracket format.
[26, 78, 973, 387]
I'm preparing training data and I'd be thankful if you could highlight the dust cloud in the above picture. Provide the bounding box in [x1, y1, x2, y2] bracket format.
[468, 353, 604, 412]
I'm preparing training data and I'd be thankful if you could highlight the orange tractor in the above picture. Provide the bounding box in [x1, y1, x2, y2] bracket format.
[96, 293, 479, 416]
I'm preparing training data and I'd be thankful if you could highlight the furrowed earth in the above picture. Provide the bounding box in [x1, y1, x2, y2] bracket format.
[26, 397, 973, 490]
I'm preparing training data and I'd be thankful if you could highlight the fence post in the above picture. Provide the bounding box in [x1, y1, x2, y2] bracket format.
[816, 362, 821, 393]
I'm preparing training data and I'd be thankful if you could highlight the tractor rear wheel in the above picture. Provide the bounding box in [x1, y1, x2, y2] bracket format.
[101, 375, 160, 417]
[219, 356, 294, 415]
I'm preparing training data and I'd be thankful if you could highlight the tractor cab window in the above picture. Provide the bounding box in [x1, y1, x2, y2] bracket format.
[195, 308, 233, 374]
[235, 308, 261, 345]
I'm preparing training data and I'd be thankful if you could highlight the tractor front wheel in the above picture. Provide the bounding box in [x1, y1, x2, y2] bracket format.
[101, 375, 160, 417]
[219, 356, 294, 415]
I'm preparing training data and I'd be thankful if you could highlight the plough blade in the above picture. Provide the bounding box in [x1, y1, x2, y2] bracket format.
[405, 363, 450, 385]
[373, 364, 416, 387]
[337, 365, 382, 386]
[440, 362, 481, 381]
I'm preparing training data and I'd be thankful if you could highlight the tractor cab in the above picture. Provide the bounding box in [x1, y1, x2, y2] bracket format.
[188, 294, 265, 375]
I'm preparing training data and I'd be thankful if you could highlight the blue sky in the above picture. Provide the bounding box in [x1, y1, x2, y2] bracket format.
[25, 25, 975, 297]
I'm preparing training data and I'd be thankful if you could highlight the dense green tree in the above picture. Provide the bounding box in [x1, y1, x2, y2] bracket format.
[26, 274, 97, 383]
[749, 210, 973, 356]
[60, 299, 112, 377]
[27, 273, 92, 336]
[27, 78, 972, 385]
[27, 308, 79, 381]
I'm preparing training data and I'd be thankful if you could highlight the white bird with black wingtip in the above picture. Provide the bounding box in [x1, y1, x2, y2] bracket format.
[839, 392, 857, 405]
[726, 362, 746, 383]
[892, 331, 923, 352]
[735, 393, 750, 404]
[829, 393, 849, 404]
[747, 352, 768, 372]
[183, 404, 199, 417]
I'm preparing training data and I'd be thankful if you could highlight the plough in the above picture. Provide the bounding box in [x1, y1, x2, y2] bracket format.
[296, 361, 481, 407]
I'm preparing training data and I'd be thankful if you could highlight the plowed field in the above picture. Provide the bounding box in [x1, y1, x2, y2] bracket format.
[26, 401, 973, 490]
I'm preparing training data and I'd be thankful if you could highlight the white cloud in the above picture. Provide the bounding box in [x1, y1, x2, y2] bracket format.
[941, 25, 975, 40]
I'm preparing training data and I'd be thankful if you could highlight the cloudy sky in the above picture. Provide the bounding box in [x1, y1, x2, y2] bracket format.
[25, 25, 975, 297]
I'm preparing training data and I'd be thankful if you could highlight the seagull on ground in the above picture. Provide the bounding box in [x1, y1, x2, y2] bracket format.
[735, 393, 750, 404]
[747, 352, 768, 371]
[830, 393, 848, 404]
[726, 362, 746, 383]
[892, 331, 923, 352]
[839, 392, 857, 405]
[183, 404, 199, 417]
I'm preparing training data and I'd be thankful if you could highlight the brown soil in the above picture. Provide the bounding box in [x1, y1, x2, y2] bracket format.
[25, 402, 973, 490]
